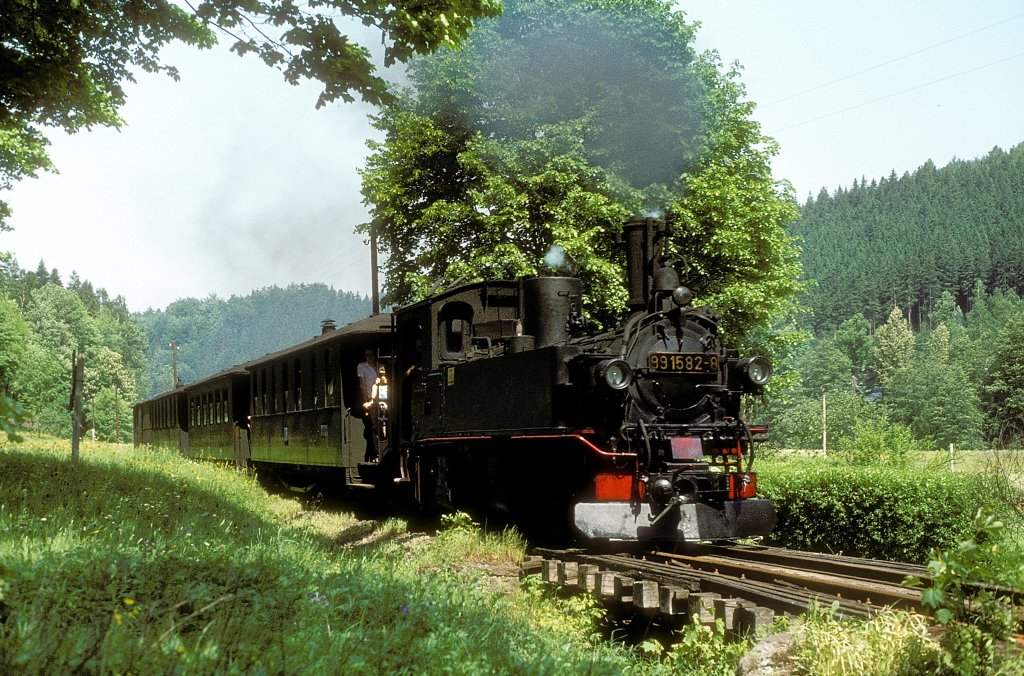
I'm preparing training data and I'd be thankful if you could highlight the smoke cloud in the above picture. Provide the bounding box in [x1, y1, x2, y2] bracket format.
[464, 2, 707, 189]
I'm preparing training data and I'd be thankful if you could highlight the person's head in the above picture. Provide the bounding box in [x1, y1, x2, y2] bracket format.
[364, 349, 376, 363]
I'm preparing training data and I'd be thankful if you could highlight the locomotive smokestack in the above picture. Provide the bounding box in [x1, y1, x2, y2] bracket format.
[624, 219, 646, 310]
[624, 218, 664, 312]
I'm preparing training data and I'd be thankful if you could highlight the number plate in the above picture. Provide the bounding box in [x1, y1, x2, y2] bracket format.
[648, 352, 720, 374]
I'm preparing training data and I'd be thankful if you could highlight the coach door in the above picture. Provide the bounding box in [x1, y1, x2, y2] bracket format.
[233, 426, 250, 469]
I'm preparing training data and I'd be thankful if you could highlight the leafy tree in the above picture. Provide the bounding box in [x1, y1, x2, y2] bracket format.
[792, 338, 854, 398]
[873, 306, 914, 388]
[886, 324, 982, 448]
[980, 310, 1024, 446]
[0, 256, 151, 437]
[772, 388, 877, 451]
[831, 314, 874, 377]
[11, 341, 70, 436]
[0, 393, 27, 441]
[360, 0, 802, 340]
[83, 346, 137, 441]
[1, 0, 501, 228]
[0, 294, 29, 392]
[668, 57, 803, 344]
[24, 285, 97, 354]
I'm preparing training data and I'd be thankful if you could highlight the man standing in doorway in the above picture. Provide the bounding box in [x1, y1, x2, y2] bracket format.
[358, 349, 378, 462]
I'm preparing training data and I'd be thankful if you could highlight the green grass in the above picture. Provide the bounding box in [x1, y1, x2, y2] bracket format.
[0, 436, 718, 674]
[789, 605, 942, 675]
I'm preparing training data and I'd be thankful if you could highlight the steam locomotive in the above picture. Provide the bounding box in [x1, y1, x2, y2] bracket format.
[134, 218, 776, 543]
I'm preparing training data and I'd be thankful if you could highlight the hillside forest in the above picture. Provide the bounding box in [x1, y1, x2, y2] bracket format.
[770, 142, 1024, 452]
[0, 144, 1023, 448]
[0, 260, 368, 441]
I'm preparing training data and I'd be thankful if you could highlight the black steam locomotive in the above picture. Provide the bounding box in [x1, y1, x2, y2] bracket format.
[134, 218, 776, 543]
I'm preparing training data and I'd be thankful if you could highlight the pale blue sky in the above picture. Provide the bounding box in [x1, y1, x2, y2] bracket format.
[2, 1, 1022, 312]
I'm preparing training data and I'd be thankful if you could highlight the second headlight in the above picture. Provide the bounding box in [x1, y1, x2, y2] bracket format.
[595, 359, 634, 390]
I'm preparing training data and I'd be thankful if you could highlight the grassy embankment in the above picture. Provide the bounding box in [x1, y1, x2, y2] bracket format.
[4, 437, 1021, 674]
[1, 436, 669, 673]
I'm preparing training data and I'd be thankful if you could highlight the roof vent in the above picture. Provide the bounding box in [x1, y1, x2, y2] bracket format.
[321, 319, 337, 335]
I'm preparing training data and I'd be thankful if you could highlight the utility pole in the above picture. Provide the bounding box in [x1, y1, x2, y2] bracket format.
[370, 224, 380, 316]
[70, 351, 84, 462]
[822, 391, 828, 457]
[170, 341, 179, 389]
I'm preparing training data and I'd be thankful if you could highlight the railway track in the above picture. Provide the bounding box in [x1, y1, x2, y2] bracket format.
[527, 544, 931, 633]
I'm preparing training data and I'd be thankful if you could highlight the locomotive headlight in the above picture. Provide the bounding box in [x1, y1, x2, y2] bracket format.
[738, 356, 773, 387]
[595, 359, 634, 391]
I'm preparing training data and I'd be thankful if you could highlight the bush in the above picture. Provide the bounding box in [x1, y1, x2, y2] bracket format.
[758, 460, 1007, 562]
[832, 418, 920, 466]
[905, 511, 1024, 673]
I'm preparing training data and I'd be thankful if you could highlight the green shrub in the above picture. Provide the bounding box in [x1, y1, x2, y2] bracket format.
[905, 511, 1024, 674]
[661, 617, 751, 676]
[833, 418, 921, 466]
[758, 460, 1006, 562]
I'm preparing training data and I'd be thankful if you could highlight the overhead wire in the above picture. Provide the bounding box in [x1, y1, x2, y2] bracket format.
[773, 49, 1024, 132]
[762, 10, 1024, 108]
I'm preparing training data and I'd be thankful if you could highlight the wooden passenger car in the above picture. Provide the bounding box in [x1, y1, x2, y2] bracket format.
[244, 314, 394, 484]
[186, 367, 251, 466]
[132, 389, 188, 451]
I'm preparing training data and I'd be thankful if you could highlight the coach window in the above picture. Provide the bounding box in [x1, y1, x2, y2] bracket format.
[294, 358, 303, 410]
[272, 366, 280, 413]
[282, 361, 290, 412]
[310, 353, 320, 408]
[325, 350, 335, 406]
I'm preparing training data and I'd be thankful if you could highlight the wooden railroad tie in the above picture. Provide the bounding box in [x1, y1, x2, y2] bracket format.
[525, 557, 777, 635]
